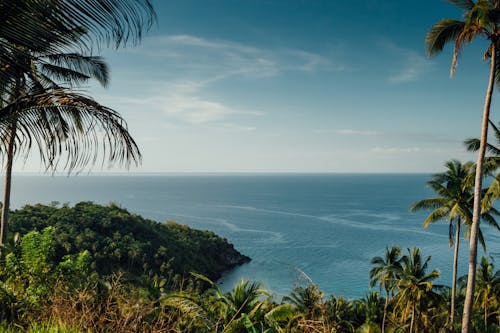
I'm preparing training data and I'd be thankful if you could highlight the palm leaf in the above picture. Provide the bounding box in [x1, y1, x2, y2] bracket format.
[39, 64, 92, 87]
[446, 0, 475, 11]
[0, 89, 141, 172]
[410, 198, 448, 212]
[161, 293, 214, 330]
[426, 19, 465, 57]
[42, 53, 109, 87]
[58, 0, 156, 48]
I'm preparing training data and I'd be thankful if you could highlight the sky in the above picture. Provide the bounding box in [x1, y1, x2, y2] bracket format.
[17, 0, 500, 173]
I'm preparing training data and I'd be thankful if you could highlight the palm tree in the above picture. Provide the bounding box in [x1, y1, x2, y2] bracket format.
[410, 160, 474, 328]
[354, 292, 384, 330]
[465, 119, 500, 211]
[0, 0, 153, 244]
[474, 256, 499, 332]
[426, 2, 500, 331]
[369, 245, 403, 333]
[411, 160, 500, 329]
[0, 37, 141, 244]
[164, 274, 274, 333]
[223, 280, 269, 324]
[283, 285, 324, 320]
[324, 295, 356, 332]
[392, 248, 440, 333]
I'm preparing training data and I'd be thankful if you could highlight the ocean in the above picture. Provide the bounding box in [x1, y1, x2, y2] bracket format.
[5, 173, 499, 299]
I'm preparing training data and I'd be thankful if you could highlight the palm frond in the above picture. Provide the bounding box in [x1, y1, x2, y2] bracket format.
[426, 19, 465, 57]
[58, 0, 156, 48]
[0, 0, 155, 88]
[43, 53, 109, 87]
[161, 293, 213, 330]
[446, 0, 475, 11]
[39, 64, 92, 88]
[480, 210, 500, 231]
[422, 206, 452, 229]
[410, 198, 448, 212]
[0, 89, 141, 172]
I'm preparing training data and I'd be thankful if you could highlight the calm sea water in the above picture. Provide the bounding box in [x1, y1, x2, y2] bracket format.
[5, 174, 499, 299]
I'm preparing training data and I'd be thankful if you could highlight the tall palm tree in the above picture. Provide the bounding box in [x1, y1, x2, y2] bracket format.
[392, 248, 440, 333]
[410, 160, 474, 328]
[369, 245, 403, 333]
[0, 36, 141, 244]
[426, 2, 500, 331]
[0, 90, 141, 245]
[411, 160, 500, 328]
[0, 0, 153, 244]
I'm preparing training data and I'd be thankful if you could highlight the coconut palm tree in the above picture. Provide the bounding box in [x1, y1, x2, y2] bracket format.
[0, 0, 153, 244]
[410, 160, 500, 329]
[324, 295, 356, 332]
[164, 274, 275, 333]
[369, 245, 403, 333]
[474, 256, 499, 332]
[426, 2, 500, 331]
[354, 292, 384, 330]
[223, 280, 270, 327]
[410, 160, 474, 328]
[465, 119, 500, 211]
[0, 36, 141, 244]
[0, 91, 141, 245]
[392, 248, 440, 333]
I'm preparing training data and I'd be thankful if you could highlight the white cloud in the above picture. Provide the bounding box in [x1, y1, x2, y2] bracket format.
[388, 51, 430, 83]
[371, 146, 421, 154]
[122, 89, 263, 128]
[336, 129, 383, 136]
[219, 123, 257, 132]
[135, 34, 340, 80]
[315, 128, 383, 136]
[101, 35, 344, 133]
[379, 39, 433, 83]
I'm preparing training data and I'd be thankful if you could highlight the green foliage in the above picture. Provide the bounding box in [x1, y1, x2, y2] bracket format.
[1, 226, 93, 306]
[0, 201, 497, 332]
[8, 202, 249, 287]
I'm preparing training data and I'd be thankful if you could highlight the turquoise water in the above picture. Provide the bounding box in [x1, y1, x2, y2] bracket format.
[6, 173, 500, 299]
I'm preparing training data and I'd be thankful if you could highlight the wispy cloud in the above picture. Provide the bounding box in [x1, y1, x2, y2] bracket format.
[121, 91, 263, 128]
[370, 146, 421, 154]
[134, 34, 340, 80]
[379, 39, 433, 83]
[315, 128, 384, 136]
[103, 35, 347, 132]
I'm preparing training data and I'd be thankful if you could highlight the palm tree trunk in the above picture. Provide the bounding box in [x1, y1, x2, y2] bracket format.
[462, 41, 497, 333]
[0, 121, 16, 245]
[410, 304, 415, 333]
[484, 305, 488, 332]
[450, 220, 460, 328]
[382, 289, 388, 333]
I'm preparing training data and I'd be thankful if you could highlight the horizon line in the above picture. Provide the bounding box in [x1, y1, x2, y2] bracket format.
[8, 171, 434, 176]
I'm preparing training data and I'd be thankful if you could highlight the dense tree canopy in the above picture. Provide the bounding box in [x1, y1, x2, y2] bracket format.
[8, 202, 249, 284]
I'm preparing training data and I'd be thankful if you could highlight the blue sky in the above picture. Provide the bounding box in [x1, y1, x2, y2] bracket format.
[20, 0, 500, 173]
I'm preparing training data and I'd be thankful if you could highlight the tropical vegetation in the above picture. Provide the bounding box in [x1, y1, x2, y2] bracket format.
[425, 1, 500, 330]
[410, 160, 500, 329]
[0, 203, 497, 332]
[0, 1, 498, 333]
